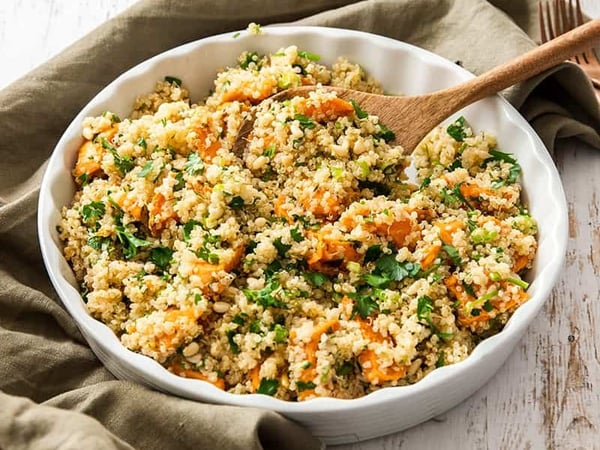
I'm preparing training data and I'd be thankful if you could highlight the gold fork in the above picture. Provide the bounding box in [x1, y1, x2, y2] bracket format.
[539, 0, 600, 91]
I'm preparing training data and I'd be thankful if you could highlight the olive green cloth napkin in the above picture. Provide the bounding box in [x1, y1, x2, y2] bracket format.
[1, 1, 598, 449]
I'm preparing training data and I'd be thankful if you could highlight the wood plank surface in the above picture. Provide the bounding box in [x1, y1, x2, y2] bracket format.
[1, 1, 599, 449]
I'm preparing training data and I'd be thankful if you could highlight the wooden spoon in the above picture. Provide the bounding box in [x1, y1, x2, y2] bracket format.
[234, 19, 600, 155]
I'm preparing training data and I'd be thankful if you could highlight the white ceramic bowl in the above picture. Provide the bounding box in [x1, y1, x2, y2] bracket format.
[38, 26, 568, 445]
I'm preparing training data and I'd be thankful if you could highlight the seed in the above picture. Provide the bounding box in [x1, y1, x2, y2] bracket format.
[212, 301, 231, 314]
[183, 342, 200, 357]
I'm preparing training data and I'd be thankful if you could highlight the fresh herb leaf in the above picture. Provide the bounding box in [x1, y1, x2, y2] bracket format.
[257, 378, 279, 396]
[436, 352, 445, 368]
[173, 171, 185, 191]
[294, 114, 316, 129]
[273, 237, 291, 259]
[185, 152, 204, 175]
[87, 235, 111, 251]
[226, 330, 240, 354]
[417, 295, 434, 324]
[363, 273, 391, 288]
[374, 123, 395, 143]
[419, 176, 431, 191]
[446, 116, 467, 142]
[232, 31, 241, 39]
[183, 220, 200, 241]
[136, 137, 147, 150]
[375, 255, 420, 282]
[150, 247, 173, 271]
[303, 271, 329, 287]
[487, 149, 517, 164]
[290, 227, 303, 242]
[240, 51, 261, 70]
[249, 320, 263, 334]
[243, 280, 286, 309]
[336, 361, 354, 376]
[463, 282, 476, 297]
[102, 137, 134, 175]
[78, 173, 89, 185]
[349, 292, 379, 319]
[263, 144, 276, 158]
[115, 226, 151, 259]
[229, 196, 245, 210]
[364, 244, 383, 263]
[81, 201, 105, 224]
[442, 244, 462, 266]
[350, 100, 368, 119]
[164, 76, 182, 86]
[296, 381, 316, 392]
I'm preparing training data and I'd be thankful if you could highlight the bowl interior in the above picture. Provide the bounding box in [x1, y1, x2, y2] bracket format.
[38, 25, 567, 425]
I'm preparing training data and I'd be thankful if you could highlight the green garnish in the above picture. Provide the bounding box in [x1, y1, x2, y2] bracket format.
[294, 114, 316, 129]
[442, 244, 462, 266]
[290, 227, 303, 242]
[185, 152, 205, 175]
[303, 271, 329, 287]
[350, 100, 368, 119]
[364, 244, 383, 263]
[115, 225, 151, 260]
[229, 196, 245, 210]
[136, 137, 147, 150]
[257, 378, 279, 396]
[348, 291, 379, 319]
[465, 289, 499, 315]
[417, 295, 434, 324]
[296, 381, 316, 392]
[81, 201, 105, 224]
[150, 247, 173, 271]
[240, 51, 261, 70]
[336, 361, 354, 376]
[226, 330, 240, 354]
[164, 76, 182, 86]
[374, 123, 395, 143]
[243, 279, 286, 309]
[173, 171, 185, 191]
[446, 116, 468, 142]
[102, 137, 134, 175]
[273, 237, 291, 259]
[263, 144, 276, 158]
[182, 220, 200, 241]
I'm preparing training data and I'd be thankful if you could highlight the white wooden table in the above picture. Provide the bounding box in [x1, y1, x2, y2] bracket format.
[2, 1, 599, 449]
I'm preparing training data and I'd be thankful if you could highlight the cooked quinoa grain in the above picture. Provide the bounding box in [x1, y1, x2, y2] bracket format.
[60, 46, 537, 401]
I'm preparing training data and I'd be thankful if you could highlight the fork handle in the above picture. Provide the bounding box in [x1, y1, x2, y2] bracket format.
[439, 19, 600, 109]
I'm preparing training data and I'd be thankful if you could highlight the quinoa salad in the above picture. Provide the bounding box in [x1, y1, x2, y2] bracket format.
[59, 45, 538, 401]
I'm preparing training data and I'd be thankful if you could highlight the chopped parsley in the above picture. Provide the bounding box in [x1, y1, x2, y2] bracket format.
[293, 114, 316, 129]
[136, 137, 147, 150]
[336, 361, 354, 376]
[350, 99, 368, 119]
[257, 378, 279, 396]
[273, 237, 291, 259]
[364, 244, 383, 263]
[290, 227, 304, 242]
[442, 244, 462, 266]
[348, 291, 379, 319]
[226, 330, 240, 354]
[101, 137, 134, 175]
[185, 152, 204, 175]
[243, 279, 286, 309]
[173, 171, 185, 191]
[240, 51, 262, 70]
[150, 247, 173, 271]
[296, 381, 316, 392]
[115, 225, 151, 260]
[374, 123, 395, 143]
[164, 76, 182, 86]
[263, 144, 276, 158]
[229, 196, 245, 210]
[303, 271, 329, 287]
[81, 201, 105, 224]
[446, 116, 468, 141]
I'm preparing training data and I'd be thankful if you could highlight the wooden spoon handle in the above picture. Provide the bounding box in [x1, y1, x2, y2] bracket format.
[439, 19, 600, 111]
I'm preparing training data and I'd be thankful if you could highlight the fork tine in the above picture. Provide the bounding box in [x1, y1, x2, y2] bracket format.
[571, 0, 590, 63]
